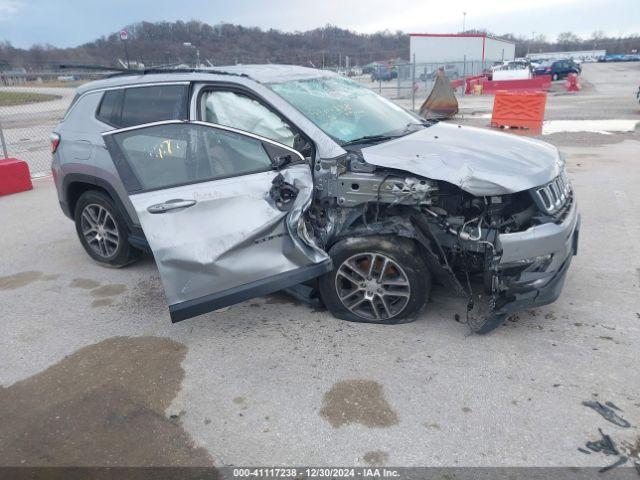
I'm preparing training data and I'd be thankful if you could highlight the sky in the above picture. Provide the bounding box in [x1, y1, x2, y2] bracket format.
[1, 0, 639, 48]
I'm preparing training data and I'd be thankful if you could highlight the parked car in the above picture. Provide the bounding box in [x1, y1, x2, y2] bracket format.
[491, 60, 533, 81]
[598, 54, 625, 62]
[534, 59, 581, 80]
[52, 65, 580, 333]
[362, 62, 384, 74]
[371, 66, 397, 82]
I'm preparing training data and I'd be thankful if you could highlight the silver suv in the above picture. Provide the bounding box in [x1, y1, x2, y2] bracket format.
[52, 65, 580, 333]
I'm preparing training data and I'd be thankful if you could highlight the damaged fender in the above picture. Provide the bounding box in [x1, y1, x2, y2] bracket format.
[361, 122, 563, 196]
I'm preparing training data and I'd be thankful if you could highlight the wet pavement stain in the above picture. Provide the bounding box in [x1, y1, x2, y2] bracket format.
[91, 298, 114, 308]
[0, 271, 43, 290]
[363, 450, 389, 466]
[70, 278, 101, 290]
[0, 336, 213, 466]
[320, 380, 399, 428]
[90, 284, 127, 297]
[41, 274, 60, 282]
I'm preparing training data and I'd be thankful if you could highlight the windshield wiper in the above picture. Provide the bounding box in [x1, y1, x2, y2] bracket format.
[341, 134, 398, 147]
[405, 120, 436, 129]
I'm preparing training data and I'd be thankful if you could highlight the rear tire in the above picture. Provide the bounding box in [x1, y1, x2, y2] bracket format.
[319, 236, 431, 324]
[74, 190, 141, 268]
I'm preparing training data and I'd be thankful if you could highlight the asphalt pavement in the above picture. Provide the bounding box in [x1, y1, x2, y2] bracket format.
[0, 62, 639, 468]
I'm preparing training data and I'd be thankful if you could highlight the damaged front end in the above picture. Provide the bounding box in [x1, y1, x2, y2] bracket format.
[481, 171, 580, 332]
[308, 146, 580, 333]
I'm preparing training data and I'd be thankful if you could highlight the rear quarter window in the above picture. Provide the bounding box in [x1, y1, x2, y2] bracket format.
[95, 84, 189, 128]
[96, 90, 122, 126]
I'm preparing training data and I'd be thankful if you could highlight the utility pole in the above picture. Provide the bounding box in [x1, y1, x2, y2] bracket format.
[462, 12, 466, 33]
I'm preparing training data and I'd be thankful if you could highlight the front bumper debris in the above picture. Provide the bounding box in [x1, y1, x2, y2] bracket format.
[496, 194, 579, 310]
[472, 197, 580, 333]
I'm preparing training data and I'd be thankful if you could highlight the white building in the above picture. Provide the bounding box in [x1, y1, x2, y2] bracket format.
[410, 33, 516, 65]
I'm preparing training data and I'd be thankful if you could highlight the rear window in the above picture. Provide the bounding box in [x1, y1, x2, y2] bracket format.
[96, 85, 188, 128]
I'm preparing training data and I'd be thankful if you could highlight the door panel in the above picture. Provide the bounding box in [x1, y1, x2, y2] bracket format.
[103, 121, 330, 322]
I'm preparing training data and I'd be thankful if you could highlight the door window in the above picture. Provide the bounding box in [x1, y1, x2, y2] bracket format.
[109, 123, 273, 192]
[200, 90, 296, 148]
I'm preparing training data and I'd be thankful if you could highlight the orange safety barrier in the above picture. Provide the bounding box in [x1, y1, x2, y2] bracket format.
[449, 78, 464, 89]
[566, 73, 581, 92]
[0, 158, 32, 196]
[464, 75, 486, 94]
[491, 91, 547, 130]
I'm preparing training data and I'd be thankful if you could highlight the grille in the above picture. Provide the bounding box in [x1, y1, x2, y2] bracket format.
[535, 170, 571, 214]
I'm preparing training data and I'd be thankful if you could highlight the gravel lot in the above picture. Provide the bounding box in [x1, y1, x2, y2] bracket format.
[0, 62, 639, 469]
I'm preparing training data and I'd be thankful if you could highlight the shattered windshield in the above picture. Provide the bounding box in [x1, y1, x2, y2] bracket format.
[269, 76, 424, 145]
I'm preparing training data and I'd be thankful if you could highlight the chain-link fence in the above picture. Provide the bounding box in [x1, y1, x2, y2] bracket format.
[0, 67, 107, 178]
[0, 84, 76, 177]
[331, 60, 485, 105]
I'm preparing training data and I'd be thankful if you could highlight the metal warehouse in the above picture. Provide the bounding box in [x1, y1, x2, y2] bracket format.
[410, 33, 516, 65]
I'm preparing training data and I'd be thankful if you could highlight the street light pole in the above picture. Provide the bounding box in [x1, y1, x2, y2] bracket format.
[462, 12, 466, 33]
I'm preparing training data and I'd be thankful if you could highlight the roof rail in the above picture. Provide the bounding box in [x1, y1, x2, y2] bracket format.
[59, 64, 249, 79]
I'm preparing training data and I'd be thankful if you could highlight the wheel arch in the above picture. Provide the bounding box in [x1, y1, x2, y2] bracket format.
[63, 174, 134, 230]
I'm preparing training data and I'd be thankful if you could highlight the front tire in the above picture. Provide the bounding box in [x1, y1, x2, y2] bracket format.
[74, 190, 141, 268]
[319, 236, 431, 324]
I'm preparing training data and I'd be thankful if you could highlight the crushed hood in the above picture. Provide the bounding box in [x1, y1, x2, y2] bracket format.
[361, 122, 562, 196]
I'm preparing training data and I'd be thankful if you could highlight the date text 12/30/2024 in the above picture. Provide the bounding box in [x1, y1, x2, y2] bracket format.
[233, 468, 400, 478]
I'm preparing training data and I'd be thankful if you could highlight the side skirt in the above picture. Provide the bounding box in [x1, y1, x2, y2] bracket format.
[169, 260, 333, 323]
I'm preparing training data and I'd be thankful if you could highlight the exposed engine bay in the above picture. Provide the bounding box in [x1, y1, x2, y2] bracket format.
[272, 147, 577, 332]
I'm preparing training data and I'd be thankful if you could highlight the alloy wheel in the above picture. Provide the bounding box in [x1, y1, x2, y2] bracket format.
[335, 252, 411, 321]
[80, 204, 120, 258]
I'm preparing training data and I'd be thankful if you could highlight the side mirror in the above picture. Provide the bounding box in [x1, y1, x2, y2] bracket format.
[270, 154, 292, 170]
[262, 142, 301, 170]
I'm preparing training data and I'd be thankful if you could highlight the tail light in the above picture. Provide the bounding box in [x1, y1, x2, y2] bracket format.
[50, 133, 60, 154]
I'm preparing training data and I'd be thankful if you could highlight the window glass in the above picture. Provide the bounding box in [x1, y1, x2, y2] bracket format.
[269, 76, 422, 144]
[200, 90, 295, 147]
[96, 90, 121, 125]
[113, 123, 273, 191]
[119, 85, 188, 128]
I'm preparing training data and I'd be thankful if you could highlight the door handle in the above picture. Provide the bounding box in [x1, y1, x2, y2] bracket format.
[147, 199, 197, 214]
